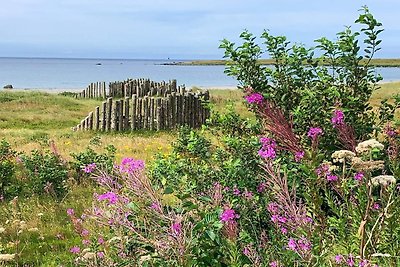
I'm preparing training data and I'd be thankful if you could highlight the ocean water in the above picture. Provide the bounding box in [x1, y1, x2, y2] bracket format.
[0, 57, 399, 90]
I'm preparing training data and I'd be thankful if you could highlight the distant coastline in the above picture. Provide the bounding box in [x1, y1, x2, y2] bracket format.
[163, 58, 400, 67]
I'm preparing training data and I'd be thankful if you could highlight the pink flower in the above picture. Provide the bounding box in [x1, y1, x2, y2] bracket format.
[82, 239, 90, 246]
[294, 151, 305, 162]
[257, 182, 267, 193]
[267, 202, 279, 214]
[331, 109, 345, 127]
[270, 261, 278, 267]
[66, 208, 74, 216]
[334, 254, 343, 264]
[83, 163, 96, 173]
[81, 229, 90, 237]
[359, 259, 369, 267]
[245, 93, 264, 104]
[297, 236, 312, 251]
[98, 237, 105, 245]
[287, 238, 297, 251]
[118, 158, 145, 174]
[347, 254, 355, 266]
[220, 208, 238, 223]
[354, 172, 364, 181]
[150, 202, 162, 212]
[372, 203, 380, 210]
[97, 191, 119, 204]
[233, 187, 241, 196]
[259, 137, 277, 159]
[307, 127, 323, 140]
[97, 251, 105, 258]
[171, 222, 182, 236]
[280, 227, 288, 234]
[70, 246, 81, 254]
[327, 175, 338, 182]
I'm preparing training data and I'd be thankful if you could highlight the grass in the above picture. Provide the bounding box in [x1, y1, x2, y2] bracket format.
[0, 83, 399, 266]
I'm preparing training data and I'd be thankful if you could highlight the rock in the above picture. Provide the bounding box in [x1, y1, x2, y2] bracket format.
[3, 85, 13, 89]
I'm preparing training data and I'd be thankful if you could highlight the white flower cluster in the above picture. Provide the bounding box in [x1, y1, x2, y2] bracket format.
[0, 254, 16, 262]
[356, 139, 384, 154]
[371, 175, 397, 187]
[331, 150, 356, 163]
[351, 157, 385, 171]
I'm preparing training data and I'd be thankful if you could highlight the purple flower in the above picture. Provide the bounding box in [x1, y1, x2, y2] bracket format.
[307, 127, 323, 140]
[97, 191, 119, 204]
[82, 239, 90, 246]
[118, 158, 145, 174]
[359, 259, 369, 267]
[327, 175, 338, 182]
[354, 172, 364, 181]
[245, 93, 264, 104]
[372, 203, 380, 210]
[220, 208, 238, 223]
[280, 227, 288, 234]
[347, 254, 355, 267]
[334, 254, 343, 264]
[294, 151, 305, 162]
[233, 187, 241, 196]
[270, 261, 278, 267]
[171, 221, 182, 236]
[257, 182, 267, 193]
[97, 251, 105, 258]
[267, 202, 279, 214]
[81, 229, 90, 237]
[331, 109, 345, 127]
[259, 137, 277, 160]
[70, 246, 81, 254]
[287, 238, 297, 251]
[150, 202, 162, 212]
[297, 236, 312, 252]
[83, 163, 96, 173]
[66, 208, 74, 216]
[98, 237, 105, 245]
[243, 246, 250, 256]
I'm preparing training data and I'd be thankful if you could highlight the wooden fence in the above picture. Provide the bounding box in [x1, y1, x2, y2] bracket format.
[76, 79, 183, 99]
[73, 91, 210, 132]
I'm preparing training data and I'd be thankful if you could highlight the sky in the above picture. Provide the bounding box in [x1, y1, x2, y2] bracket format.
[0, 0, 399, 59]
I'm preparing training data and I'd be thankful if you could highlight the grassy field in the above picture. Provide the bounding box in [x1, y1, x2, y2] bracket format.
[171, 58, 400, 67]
[0, 83, 398, 266]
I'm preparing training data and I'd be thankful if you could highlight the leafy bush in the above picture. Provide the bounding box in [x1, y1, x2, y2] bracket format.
[220, 7, 388, 151]
[21, 150, 69, 198]
[0, 139, 18, 199]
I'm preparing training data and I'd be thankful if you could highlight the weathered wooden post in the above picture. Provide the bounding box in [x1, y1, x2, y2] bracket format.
[106, 97, 113, 131]
[137, 98, 143, 129]
[118, 100, 124, 131]
[88, 112, 94, 130]
[143, 96, 149, 129]
[156, 98, 162, 131]
[124, 97, 130, 130]
[131, 94, 137, 131]
[149, 97, 155, 130]
[101, 101, 107, 131]
[94, 106, 100, 130]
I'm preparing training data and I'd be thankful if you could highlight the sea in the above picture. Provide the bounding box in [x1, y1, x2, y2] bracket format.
[0, 57, 399, 90]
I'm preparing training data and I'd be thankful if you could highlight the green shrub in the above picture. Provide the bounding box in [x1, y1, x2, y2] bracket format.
[0, 139, 18, 199]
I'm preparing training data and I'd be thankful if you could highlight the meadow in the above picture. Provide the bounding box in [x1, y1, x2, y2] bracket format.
[0, 81, 398, 266]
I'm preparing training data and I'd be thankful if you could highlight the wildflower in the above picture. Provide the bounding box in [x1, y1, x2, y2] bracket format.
[97, 251, 105, 258]
[0, 227, 5, 233]
[297, 236, 312, 252]
[280, 227, 288, 234]
[70, 246, 81, 254]
[327, 175, 338, 182]
[97, 191, 119, 204]
[384, 123, 396, 137]
[307, 127, 323, 140]
[0, 254, 16, 261]
[331, 150, 356, 163]
[98, 237, 105, 245]
[352, 157, 385, 172]
[170, 221, 182, 236]
[347, 254, 355, 267]
[257, 182, 267, 193]
[243, 246, 250, 256]
[27, 227, 39, 232]
[66, 208, 75, 216]
[372, 203, 380, 210]
[81, 229, 90, 237]
[371, 175, 396, 187]
[295, 151, 305, 162]
[118, 157, 145, 174]
[242, 190, 253, 200]
[270, 261, 278, 267]
[150, 202, 162, 212]
[259, 137, 277, 160]
[331, 109, 345, 127]
[245, 93, 264, 104]
[356, 139, 384, 154]
[334, 254, 343, 264]
[220, 208, 238, 223]
[267, 202, 279, 214]
[83, 163, 96, 173]
[354, 172, 364, 181]
[287, 238, 297, 251]
[359, 259, 369, 266]
[232, 187, 241, 196]
[82, 239, 91, 246]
